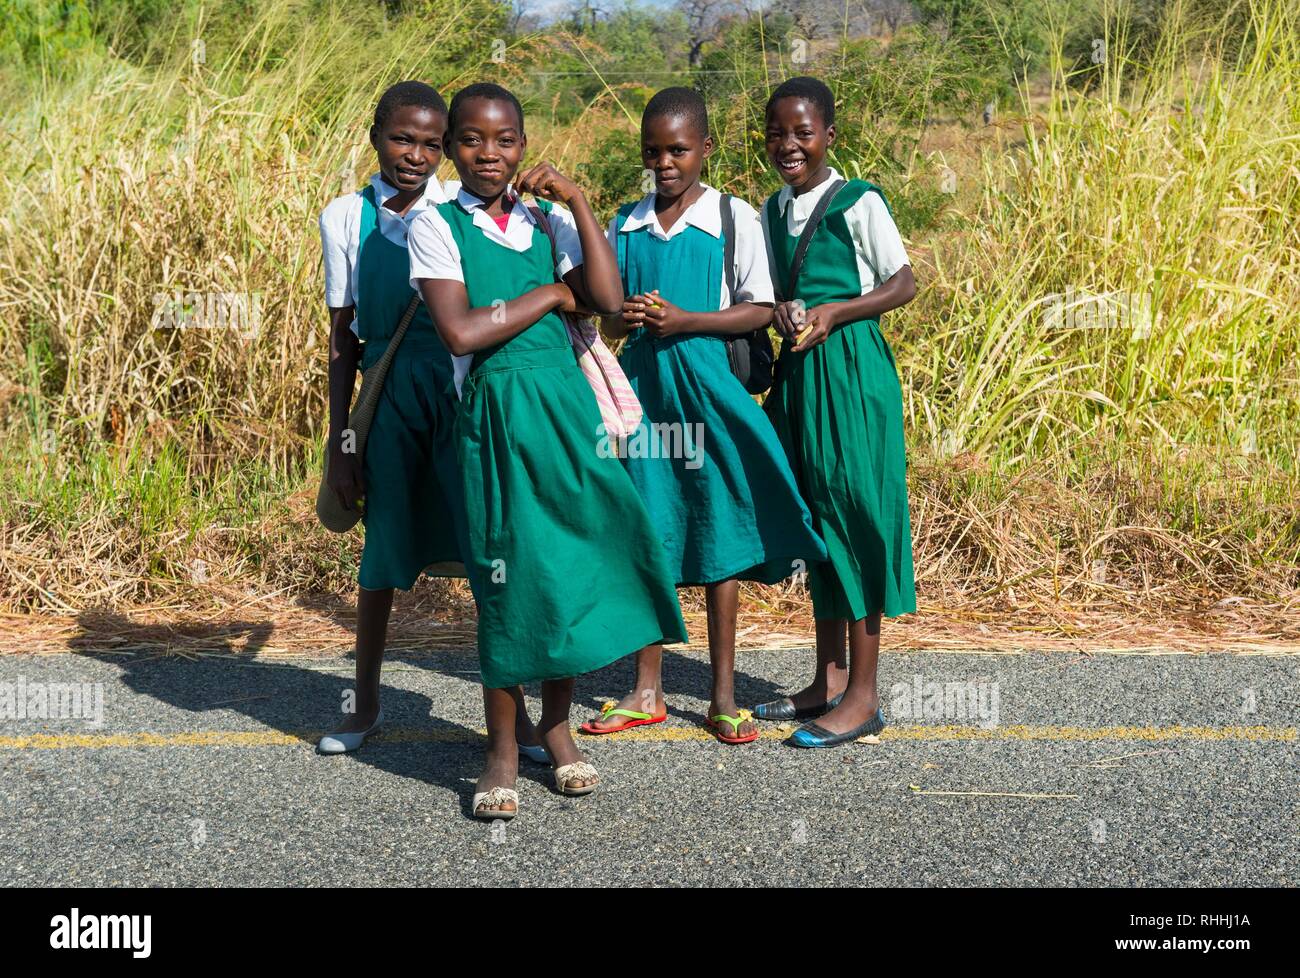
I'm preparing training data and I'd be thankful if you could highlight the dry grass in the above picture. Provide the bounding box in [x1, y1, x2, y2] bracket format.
[3, 454, 1296, 655]
[1, 1, 1297, 650]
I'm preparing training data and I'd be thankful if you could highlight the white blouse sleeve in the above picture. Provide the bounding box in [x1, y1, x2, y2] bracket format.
[844, 190, 910, 291]
[407, 208, 464, 286]
[759, 199, 782, 299]
[319, 197, 354, 308]
[544, 203, 585, 277]
[727, 197, 775, 307]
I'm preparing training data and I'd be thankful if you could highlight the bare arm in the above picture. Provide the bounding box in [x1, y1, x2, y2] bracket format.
[326, 306, 364, 510]
[620, 291, 774, 341]
[327, 306, 359, 443]
[416, 278, 571, 357]
[517, 162, 623, 316]
[600, 311, 632, 341]
[561, 194, 623, 316]
[784, 266, 917, 353]
[678, 300, 774, 336]
[817, 265, 916, 329]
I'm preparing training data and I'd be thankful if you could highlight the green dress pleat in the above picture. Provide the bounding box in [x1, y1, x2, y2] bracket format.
[438, 199, 688, 688]
[763, 180, 916, 620]
[613, 199, 827, 585]
[355, 186, 467, 590]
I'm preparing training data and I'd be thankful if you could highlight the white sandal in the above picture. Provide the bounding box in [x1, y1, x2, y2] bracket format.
[553, 760, 600, 797]
[472, 786, 519, 820]
[317, 709, 384, 755]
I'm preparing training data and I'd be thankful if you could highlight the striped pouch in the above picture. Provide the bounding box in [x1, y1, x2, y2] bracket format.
[566, 317, 643, 446]
[527, 201, 643, 447]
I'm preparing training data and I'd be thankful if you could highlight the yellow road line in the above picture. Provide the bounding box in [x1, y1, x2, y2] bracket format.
[0, 724, 1293, 750]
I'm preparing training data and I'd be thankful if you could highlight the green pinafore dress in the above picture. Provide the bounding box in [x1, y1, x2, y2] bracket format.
[437, 199, 688, 689]
[355, 186, 466, 590]
[614, 200, 827, 585]
[763, 180, 916, 620]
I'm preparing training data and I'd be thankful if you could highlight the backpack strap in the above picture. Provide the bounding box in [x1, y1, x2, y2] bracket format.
[718, 192, 736, 307]
[527, 201, 559, 273]
[777, 177, 846, 303]
[613, 201, 640, 295]
[528, 201, 588, 343]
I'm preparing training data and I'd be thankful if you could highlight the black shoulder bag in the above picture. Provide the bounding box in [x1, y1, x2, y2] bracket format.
[719, 194, 776, 396]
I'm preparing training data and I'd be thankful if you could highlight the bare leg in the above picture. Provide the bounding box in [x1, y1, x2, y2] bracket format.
[775, 617, 850, 712]
[582, 643, 665, 731]
[812, 613, 882, 734]
[705, 579, 756, 739]
[538, 678, 597, 790]
[507, 686, 542, 747]
[330, 585, 392, 734]
[475, 686, 520, 815]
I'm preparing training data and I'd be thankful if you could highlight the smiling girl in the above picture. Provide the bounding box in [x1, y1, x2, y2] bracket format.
[317, 82, 480, 754]
[318, 82, 548, 762]
[757, 76, 918, 748]
[582, 88, 826, 746]
[407, 83, 687, 819]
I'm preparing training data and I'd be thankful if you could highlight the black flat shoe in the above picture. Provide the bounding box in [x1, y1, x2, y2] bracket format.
[787, 708, 886, 748]
[753, 692, 844, 722]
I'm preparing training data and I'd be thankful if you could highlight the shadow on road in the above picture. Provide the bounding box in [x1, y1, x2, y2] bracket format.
[68, 609, 485, 805]
[292, 591, 791, 726]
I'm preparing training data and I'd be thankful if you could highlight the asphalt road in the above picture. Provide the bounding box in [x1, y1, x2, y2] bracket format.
[1, 646, 1295, 886]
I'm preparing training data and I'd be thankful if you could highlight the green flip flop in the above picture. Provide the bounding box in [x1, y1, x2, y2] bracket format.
[579, 701, 667, 735]
[706, 709, 760, 744]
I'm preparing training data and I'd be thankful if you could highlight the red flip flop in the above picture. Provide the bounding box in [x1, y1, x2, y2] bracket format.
[579, 702, 667, 735]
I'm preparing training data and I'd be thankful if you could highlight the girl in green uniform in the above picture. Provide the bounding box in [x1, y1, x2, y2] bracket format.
[317, 82, 544, 760]
[409, 84, 688, 818]
[582, 88, 826, 745]
[756, 77, 919, 748]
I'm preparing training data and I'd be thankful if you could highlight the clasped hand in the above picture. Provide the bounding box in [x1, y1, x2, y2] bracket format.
[620, 290, 692, 338]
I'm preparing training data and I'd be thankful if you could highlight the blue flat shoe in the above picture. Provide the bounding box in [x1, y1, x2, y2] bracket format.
[787, 708, 886, 748]
[753, 692, 844, 722]
[518, 742, 549, 765]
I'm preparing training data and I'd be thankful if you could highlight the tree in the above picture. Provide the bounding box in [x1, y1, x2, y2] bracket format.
[676, 0, 741, 66]
[769, 0, 910, 41]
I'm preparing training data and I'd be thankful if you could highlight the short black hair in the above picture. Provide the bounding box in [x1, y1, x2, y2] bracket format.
[373, 81, 447, 131]
[643, 86, 709, 140]
[766, 76, 835, 128]
[448, 83, 525, 136]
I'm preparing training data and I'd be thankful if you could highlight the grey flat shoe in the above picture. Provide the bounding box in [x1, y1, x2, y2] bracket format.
[788, 708, 887, 748]
[753, 692, 844, 722]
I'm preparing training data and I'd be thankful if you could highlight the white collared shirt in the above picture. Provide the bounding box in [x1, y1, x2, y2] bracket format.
[606, 184, 774, 308]
[406, 186, 587, 399]
[760, 167, 910, 294]
[318, 172, 459, 334]
[407, 185, 585, 285]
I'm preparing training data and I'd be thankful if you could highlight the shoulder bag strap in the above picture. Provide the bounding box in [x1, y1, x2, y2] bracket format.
[779, 177, 846, 303]
[349, 292, 420, 433]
